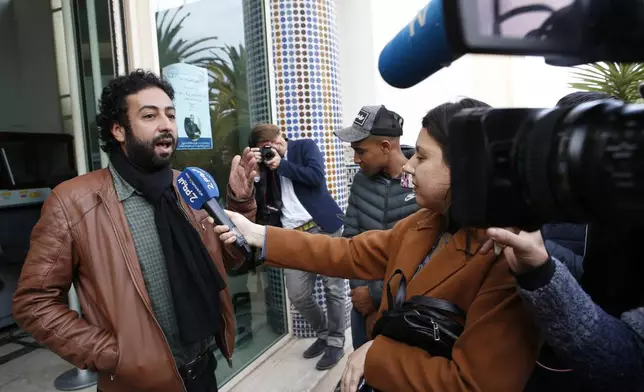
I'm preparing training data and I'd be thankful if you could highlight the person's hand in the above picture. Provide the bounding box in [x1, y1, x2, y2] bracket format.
[482, 228, 550, 275]
[365, 312, 378, 340]
[265, 149, 281, 170]
[525, 229, 545, 249]
[350, 287, 376, 315]
[250, 147, 262, 163]
[341, 340, 373, 392]
[228, 147, 258, 200]
[210, 210, 266, 248]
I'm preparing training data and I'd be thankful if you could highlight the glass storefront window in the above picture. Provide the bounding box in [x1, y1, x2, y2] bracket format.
[72, 0, 121, 171]
[152, 0, 288, 385]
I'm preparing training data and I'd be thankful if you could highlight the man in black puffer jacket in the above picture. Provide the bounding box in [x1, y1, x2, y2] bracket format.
[335, 105, 420, 349]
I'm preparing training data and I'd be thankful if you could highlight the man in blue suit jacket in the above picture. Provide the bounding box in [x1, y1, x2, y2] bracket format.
[249, 124, 346, 370]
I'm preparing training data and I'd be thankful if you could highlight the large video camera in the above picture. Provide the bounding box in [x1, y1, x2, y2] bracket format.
[379, 0, 644, 230]
[449, 99, 644, 230]
[380, 0, 644, 310]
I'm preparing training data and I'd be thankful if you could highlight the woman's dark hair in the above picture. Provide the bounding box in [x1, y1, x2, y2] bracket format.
[421, 98, 491, 167]
[96, 69, 175, 153]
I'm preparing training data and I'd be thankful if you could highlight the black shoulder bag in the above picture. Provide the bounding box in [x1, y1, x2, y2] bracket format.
[372, 269, 466, 358]
[349, 269, 466, 392]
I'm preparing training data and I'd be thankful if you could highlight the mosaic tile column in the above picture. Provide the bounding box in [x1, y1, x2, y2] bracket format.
[269, 0, 351, 339]
[243, 0, 272, 126]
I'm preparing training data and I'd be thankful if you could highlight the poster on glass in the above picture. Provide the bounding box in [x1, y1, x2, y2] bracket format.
[162, 63, 212, 150]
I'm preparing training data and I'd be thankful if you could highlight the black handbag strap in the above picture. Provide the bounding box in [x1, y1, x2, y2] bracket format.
[386, 269, 407, 310]
[406, 295, 466, 319]
[386, 234, 444, 310]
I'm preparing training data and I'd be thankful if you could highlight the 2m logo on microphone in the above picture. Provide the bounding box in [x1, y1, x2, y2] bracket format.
[193, 168, 216, 191]
[177, 177, 203, 204]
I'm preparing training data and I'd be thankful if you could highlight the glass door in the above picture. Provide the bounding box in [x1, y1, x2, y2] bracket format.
[151, 0, 288, 386]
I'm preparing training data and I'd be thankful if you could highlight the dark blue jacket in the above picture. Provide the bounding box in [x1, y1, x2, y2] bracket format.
[540, 223, 586, 281]
[276, 139, 343, 233]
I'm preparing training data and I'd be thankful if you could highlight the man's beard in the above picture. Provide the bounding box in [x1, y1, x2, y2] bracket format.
[123, 126, 176, 172]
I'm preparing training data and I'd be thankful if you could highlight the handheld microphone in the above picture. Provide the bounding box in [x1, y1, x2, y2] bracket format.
[177, 167, 253, 260]
[378, 0, 462, 89]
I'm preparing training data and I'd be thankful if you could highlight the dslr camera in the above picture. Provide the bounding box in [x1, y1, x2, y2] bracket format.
[260, 145, 276, 162]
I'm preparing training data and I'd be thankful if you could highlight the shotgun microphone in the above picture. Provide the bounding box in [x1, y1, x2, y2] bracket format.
[176, 167, 253, 260]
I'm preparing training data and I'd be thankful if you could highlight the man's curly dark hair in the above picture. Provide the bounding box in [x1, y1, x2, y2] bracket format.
[96, 69, 175, 153]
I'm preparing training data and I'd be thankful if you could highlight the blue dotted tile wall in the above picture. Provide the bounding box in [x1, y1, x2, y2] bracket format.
[243, 0, 272, 127]
[269, 0, 351, 339]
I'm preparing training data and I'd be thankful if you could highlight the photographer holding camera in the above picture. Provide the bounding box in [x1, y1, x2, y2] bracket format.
[248, 124, 347, 370]
[482, 227, 644, 391]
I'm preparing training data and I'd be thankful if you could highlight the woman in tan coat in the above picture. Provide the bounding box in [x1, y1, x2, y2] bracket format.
[216, 98, 541, 392]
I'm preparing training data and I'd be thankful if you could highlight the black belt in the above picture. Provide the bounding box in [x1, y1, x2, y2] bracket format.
[178, 350, 216, 382]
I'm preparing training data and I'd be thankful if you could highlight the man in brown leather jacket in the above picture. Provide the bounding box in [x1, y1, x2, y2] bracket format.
[12, 70, 258, 392]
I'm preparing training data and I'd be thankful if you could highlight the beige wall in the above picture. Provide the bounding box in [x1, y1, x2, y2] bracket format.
[122, 0, 160, 73]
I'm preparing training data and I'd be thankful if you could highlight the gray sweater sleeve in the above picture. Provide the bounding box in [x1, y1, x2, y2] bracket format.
[517, 258, 644, 391]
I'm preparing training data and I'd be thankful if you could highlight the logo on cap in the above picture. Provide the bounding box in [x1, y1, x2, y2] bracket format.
[354, 109, 370, 127]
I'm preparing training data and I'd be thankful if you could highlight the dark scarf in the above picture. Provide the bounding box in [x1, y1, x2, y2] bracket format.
[110, 149, 225, 344]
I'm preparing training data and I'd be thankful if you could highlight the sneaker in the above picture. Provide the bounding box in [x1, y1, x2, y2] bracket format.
[303, 338, 327, 359]
[316, 346, 344, 370]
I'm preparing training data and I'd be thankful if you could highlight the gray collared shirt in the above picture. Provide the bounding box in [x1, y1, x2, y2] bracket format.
[110, 165, 210, 367]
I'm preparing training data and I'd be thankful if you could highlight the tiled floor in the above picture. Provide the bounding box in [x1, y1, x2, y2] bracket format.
[0, 327, 352, 392]
[227, 331, 353, 392]
[0, 347, 95, 392]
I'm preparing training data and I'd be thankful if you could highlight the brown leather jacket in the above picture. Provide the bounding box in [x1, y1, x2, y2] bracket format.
[12, 168, 256, 392]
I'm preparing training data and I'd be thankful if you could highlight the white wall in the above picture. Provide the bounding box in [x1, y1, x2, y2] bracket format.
[338, 0, 579, 146]
[337, 0, 378, 130]
[0, 0, 64, 134]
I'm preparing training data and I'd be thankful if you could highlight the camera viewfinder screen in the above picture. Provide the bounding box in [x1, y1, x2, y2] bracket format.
[474, 0, 575, 38]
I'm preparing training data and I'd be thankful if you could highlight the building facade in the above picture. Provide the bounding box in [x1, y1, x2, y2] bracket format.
[0, 0, 582, 389]
[54, 0, 353, 389]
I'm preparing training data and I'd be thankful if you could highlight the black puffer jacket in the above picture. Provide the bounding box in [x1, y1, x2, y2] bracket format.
[342, 170, 419, 308]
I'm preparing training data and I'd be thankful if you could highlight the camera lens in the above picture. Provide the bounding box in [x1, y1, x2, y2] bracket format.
[450, 99, 644, 229]
[261, 146, 275, 161]
[516, 99, 644, 226]
[556, 100, 644, 225]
